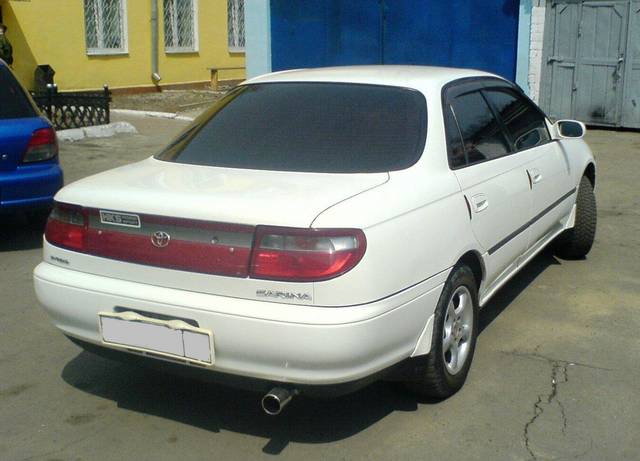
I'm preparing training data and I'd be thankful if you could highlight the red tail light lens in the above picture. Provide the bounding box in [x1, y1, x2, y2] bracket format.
[23, 127, 58, 163]
[250, 226, 367, 282]
[84, 212, 254, 277]
[45, 205, 366, 283]
[45, 203, 87, 251]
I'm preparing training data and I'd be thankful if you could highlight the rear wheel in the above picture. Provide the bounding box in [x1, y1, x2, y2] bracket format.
[554, 175, 596, 259]
[405, 264, 479, 399]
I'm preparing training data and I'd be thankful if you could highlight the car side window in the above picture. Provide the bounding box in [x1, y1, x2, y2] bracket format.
[449, 91, 511, 165]
[443, 105, 466, 168]
[483, 88, 551, 152]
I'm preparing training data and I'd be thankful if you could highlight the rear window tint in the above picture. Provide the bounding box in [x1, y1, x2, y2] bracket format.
[0, 66, 36, 120]
[156, 83, 427, 173]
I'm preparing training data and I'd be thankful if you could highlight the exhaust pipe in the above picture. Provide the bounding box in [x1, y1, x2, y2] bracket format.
[261, 387, 297, 415]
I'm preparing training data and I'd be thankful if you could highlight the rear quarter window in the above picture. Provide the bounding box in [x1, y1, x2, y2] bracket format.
[0, 66, 37, 120]
[156, 82, 427, 173]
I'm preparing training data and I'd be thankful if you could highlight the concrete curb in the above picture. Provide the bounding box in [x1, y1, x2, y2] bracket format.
[57, 121, 138, 143]
[111, 108, 195, 122]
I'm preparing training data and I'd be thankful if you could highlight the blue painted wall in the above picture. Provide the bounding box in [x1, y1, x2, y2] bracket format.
[271, 0, 382, 68]
[270, 0, 520, 80]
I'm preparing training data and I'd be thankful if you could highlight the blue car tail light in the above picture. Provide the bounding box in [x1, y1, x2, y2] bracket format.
[22, 127, 58, 163]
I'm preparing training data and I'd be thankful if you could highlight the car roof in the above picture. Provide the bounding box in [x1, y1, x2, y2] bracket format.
[243, 65, 501, 91]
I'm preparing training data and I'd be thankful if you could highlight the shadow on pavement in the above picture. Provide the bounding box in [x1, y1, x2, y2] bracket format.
[0, 212, 45, 252]
[60, 249, 561, 454]
[479, 248, 561, 333]
[62, 353, 420, 454]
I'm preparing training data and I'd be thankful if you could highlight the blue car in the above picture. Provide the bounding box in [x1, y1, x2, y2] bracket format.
[0, 60, 63, 221]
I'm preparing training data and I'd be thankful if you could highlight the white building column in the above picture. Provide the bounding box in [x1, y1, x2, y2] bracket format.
[245, 0, 272, 79]
[528, 2, 546, 103]
[516, 0, 533, 92]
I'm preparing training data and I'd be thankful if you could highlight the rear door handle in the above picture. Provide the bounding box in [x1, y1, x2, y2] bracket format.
[470, 194, 489, 213]
[528, 168, 542, 185]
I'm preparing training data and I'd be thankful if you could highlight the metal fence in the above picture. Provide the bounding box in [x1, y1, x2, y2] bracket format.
[31, 85, 112, 131]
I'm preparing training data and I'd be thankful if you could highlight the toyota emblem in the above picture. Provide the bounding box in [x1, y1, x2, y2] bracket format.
[151, 231, 171, 248]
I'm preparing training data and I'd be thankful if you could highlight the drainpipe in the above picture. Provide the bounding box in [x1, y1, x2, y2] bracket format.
[151, 0, 162, 84]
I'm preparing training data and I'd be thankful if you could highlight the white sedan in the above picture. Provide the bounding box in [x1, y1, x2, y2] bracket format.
[34, 66, 596, 415]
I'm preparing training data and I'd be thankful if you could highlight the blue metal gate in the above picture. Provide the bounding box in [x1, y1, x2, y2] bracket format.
[270, 0, 520, 80]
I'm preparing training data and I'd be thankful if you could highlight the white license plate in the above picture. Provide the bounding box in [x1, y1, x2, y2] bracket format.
[99, 311, 214, 366]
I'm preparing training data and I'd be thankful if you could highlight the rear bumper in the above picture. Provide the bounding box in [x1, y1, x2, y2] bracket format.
[0, 163, 63, 211]
[34, 262, 442, 387]
[65, 335, 429, 397]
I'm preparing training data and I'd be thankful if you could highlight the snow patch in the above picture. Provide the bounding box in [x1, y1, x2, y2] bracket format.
[111, 108, 195, 122]
[57, 121, 138, 143]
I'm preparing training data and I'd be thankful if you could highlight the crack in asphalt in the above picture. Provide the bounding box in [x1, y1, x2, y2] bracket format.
[501, 350, 613, 372]
[501, 351, 612, 461]
[523, 394, 544, 460]
[522, 361, 569, 460]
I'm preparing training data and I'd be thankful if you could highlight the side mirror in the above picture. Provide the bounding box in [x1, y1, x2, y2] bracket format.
[554, 120, 586, 139]
[514, 127, 544, 150]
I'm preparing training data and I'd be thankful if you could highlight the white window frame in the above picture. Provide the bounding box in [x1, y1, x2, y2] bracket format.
[84, 0, 129, 56]
[227, 0, 245, 53]
[164, 0, 199, 54]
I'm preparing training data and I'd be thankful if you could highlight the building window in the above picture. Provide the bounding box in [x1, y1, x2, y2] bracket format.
[84, 0, 128, 55]
[164, 0, 198, 53]
[227, 0, 245, 52]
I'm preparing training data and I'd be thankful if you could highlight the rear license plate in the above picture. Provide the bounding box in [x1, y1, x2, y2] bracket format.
[99, 311, 214, 366]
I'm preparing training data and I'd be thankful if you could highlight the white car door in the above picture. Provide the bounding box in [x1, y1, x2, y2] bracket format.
[481, 87, 573, 254]
[525, 141, 575, 251]
[444, 82, 534, 290]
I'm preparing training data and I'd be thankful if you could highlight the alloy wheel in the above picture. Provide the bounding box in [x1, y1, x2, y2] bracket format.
[442, 285, 474, 375]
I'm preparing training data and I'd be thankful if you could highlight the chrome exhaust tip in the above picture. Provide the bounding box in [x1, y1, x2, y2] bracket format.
[261, 387, 296, 415]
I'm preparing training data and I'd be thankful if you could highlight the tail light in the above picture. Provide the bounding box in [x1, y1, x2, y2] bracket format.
[83, 212, 254, 277]
[45, 203, 87, 251]
[45, 204, 367, 283]
[22, 127, 58, 163]
[250, 226, 366, 282]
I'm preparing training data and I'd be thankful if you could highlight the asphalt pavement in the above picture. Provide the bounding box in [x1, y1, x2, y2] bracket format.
[0, 115, 638, 460]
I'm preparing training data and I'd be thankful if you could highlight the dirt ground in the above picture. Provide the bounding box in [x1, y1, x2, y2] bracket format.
[111, 88, 231, 115]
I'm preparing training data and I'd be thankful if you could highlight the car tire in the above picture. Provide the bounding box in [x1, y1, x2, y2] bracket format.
[405, 264, 479, 399]
[554, 175, 596, 260]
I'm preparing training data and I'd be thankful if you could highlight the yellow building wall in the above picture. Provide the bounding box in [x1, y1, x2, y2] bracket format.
[1, 0, 244, 91]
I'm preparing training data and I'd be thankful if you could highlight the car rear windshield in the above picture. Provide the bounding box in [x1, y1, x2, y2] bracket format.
[155, 82, 427, 173]
[0, 66, 37, 120]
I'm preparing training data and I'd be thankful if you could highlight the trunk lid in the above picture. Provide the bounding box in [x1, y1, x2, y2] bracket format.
[55, 157, 389, 228]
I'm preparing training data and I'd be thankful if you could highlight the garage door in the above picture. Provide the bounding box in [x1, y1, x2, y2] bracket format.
[541, 0, 640, 128]
[270, 0, 520, 80]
